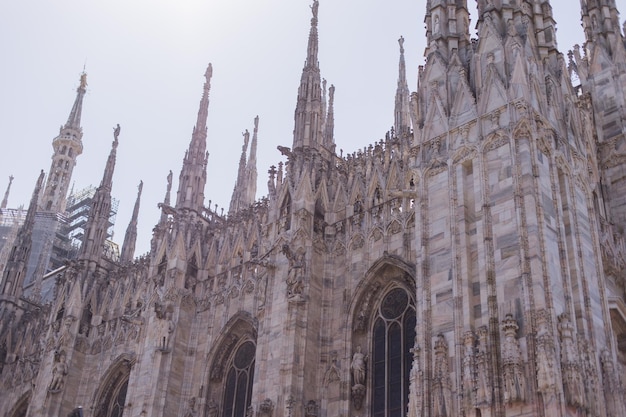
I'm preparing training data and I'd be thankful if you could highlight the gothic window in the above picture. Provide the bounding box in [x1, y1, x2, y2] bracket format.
[9, 393, 30, 417]
[371, 287, 416, 417]
[280, 194, 291, 231]
[68, 148, 74, 157]
[222, 341, 256, 417]
[94, 361, 131, 417]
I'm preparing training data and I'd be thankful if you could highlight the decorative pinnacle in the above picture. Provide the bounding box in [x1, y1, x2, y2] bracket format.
[399, 36, 405, 54]
[311, 0, 319, 24]
[80, 71, 87, 89]
[1, 175, 14, 209]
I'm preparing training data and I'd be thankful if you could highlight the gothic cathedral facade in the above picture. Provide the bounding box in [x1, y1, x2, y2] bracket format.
[2, 1, 626, 417]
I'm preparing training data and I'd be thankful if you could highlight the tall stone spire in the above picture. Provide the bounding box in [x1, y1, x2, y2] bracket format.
[160, 171, 173, 224]
[394, 37, 411, 137]
[229, 129, 250, 214]
[245, 116, 259, 205]
[424, 0, 471, 61]
[120, 180, 143, 264]
[292, 0, 324, 150]
[41, 72, 87, 213]
[475, 0, 558, 60]
[80, 125, 119, 262]
[1, 170, 44, 298]
[1, 175, 13, 209]
[176, 64, 212, 212]
[581, 0, 623, 55]
[323, 84, 335, 148]
[229, 117, 259, 214]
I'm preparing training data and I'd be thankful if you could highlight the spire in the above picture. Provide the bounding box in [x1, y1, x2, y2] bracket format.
[245, 116, 259, 205]
[159, 171, 173, 225]
[120, 180, 143, 263]
[229, 129, 250, 214]
[229, 116, 259, 214]
[1, 170, 44, 298]
[1, 175, 13, 209]
[80, 126, 119, 262]
[65, 72, 87, 130]
[324, 85, 335, 148]
[424, 0, 471, 61]
[292, 1, 324, 150]
[41, 72, 86, 213]
[176, 65, 212, 211]
[581, 0, 623, 55]
[394, 37, 411, 137]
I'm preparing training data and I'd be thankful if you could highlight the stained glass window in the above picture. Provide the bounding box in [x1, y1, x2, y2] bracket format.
[222, 341, 256, 417]
[371, 288, 416, 417]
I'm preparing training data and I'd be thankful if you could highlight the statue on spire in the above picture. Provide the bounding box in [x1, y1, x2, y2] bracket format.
[311, 0, 319, 20]
[113, 124, 121, 141]
[205, 63, 213, 82]
[79, 72, 87, 89]
[398, 36, 405, 54]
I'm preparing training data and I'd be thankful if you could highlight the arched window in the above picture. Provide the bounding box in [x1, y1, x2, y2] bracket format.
[371, 287, 416, 417]
[94, 358, 132, 417]
[8, 392, 30, 417]
[222, 341, 256, 417]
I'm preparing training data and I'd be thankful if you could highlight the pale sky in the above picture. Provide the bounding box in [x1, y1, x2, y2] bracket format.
[1, 1, 624, 256]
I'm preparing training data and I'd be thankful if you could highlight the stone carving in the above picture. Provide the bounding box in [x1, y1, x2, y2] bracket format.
[461, 331, 476, 411]
[281, 244, 305, 301]
[600, 350, 624, 417]
[557, 313, 584, 408]
[432, 334, 452, 417]
[475, 326, 492, 407]
[501, 314, 525, 404]
[48, 350, 68, 392]
[185, 397, 198, 417]
[535, 309, 557, 397]
[304, 400, 318, 417]
[408, 339, 423, 417]
[323, 351, 341, 386]
[351, 345, 367, 385]
[258, 398, 274, 417]
[351, 345, 367, 410]
[353, 283, 380, 332]
[206, 400, 218, 417]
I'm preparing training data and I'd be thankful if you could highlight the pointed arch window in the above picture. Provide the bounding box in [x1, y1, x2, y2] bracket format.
[371, 287, 416, 417]
[280, 194, 291, 231]
[94, 360, 132, 417]
[222, 341, 256, 417]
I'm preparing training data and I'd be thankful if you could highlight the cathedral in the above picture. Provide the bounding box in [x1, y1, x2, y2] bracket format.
[2, 0, 626, 416]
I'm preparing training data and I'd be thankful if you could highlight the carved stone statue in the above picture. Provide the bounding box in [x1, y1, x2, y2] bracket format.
[48, 351, 68, 392]
[432, 334, 452, 417]
[311, 0, 319, 20]
[558, 313, 584, 408]
[113, 124, 121, 140]
[281, 244, 305, 301]
[461, 331, 476, 411]
[350, 345, 367, 410]
[206, 400, 218, 417]
[351, 345, 367, 385]
[304, 400, 318, 417]
[535, 310, 556, 397]
[475, 326, 492, 407]
[501, 314, 525, 404]
[258, 398, 274, 417]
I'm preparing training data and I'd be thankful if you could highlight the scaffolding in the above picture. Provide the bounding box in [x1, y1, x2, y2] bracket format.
[66, 186, 119, 249]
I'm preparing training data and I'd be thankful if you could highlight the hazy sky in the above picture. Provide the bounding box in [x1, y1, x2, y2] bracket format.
[1, 1, 624, 256]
